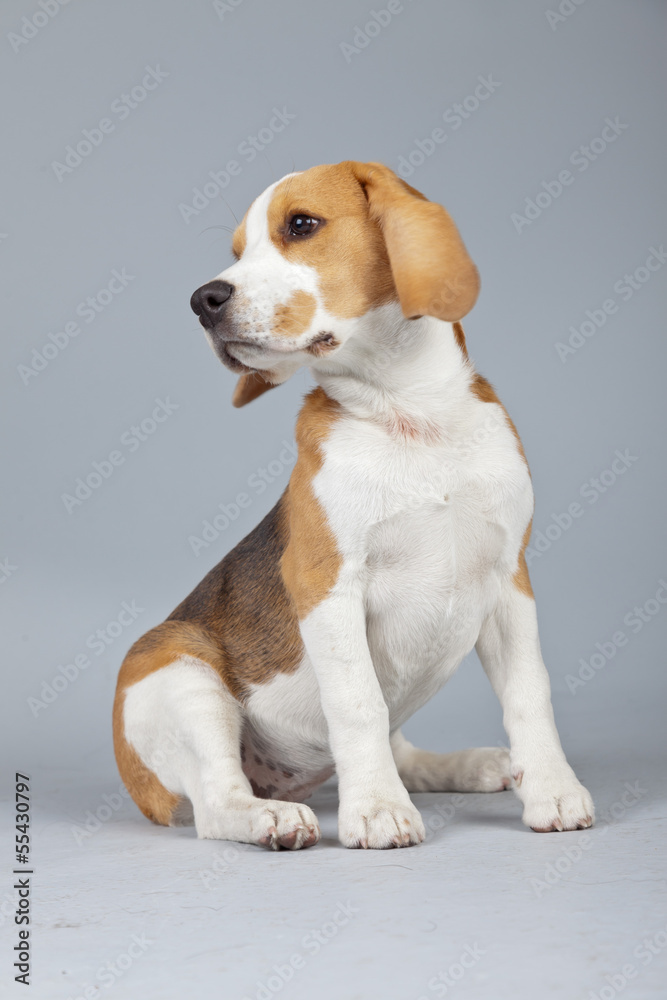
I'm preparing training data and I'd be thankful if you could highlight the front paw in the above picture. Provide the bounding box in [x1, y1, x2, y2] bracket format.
[339, 796, 425, 849]
[515, 766, 594, 832]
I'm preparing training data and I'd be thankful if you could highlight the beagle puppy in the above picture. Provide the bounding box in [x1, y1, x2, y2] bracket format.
[113, 161, 594, 850]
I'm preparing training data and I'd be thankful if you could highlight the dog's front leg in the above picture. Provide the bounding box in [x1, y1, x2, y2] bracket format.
[476, 583, 594, 832]
[301, 586, 425, 849]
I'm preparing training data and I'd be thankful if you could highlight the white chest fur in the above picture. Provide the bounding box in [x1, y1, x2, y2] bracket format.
[245, 386, 533, 759]
[315, 402, 533, 726]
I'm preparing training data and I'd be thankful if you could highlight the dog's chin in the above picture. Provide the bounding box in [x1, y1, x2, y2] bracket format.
[206, 334, 264, 375]
[215, 342, 257, 375]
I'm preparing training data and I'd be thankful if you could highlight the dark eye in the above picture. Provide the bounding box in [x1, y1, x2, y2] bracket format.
[289, 215, 319, 236]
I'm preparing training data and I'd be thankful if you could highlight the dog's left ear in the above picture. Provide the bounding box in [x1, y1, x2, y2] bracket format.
[232, 372, 278, 408]
[350, 161, 480, 322]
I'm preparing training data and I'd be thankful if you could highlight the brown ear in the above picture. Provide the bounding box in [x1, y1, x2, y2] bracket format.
[232, 372, 278, 408]
[350, 161, 480, 322]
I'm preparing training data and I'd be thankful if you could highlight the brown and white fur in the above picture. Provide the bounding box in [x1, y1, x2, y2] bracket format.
[113, 161, 594, 850]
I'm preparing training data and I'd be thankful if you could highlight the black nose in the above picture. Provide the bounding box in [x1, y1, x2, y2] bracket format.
[190, 280, 234, 328]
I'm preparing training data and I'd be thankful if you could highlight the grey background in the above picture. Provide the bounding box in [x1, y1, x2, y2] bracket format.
[2, 0, 665, 774]
[1, 1, 666, 997]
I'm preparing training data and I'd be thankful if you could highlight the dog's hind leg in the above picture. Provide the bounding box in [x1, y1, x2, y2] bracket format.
[390, 730, 512, 793]
[114, 654, 320, 849]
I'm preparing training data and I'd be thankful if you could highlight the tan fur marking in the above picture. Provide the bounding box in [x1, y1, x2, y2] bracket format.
[470, 373, 533, 597]
[113, 692, 180, 826]
[112, 621, 228, 826]
[452, 321, 469, 358]
[112, 623, 237, 827]
[471, 373, 528, 464]
[281, 387, 343, 618]
[231, 215, 247, 259]
[513, 522, 534, 598]
[113, 498, 309, 824]
[267, 164, 397, 319]
[272, 289, 316, 337]
[166, 502, 304, 691]
[265, 162, 478, 324]
[351, 162, 480, 322]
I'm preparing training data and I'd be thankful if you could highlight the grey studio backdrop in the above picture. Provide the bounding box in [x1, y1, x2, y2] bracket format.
[2, 1, 666, 794]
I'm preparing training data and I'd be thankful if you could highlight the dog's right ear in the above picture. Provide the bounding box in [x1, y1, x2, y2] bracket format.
[232, 372, 278, 408]
[349, 161, 480, 322]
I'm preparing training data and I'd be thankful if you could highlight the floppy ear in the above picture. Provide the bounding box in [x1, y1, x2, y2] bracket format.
[351, 161, 480, 322]
[232, 372, 278, 408]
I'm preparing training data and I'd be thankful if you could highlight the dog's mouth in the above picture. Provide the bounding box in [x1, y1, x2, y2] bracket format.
[207, 330, 340, 374]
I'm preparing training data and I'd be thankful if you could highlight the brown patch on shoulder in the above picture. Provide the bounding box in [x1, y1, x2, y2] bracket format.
[471, 373, 528, 465]
[267, 164, 397, 319]
[272, 289, 316, 337]
[113, 389, 342, 826]
[470, 373, 534, 598]
[470, 372, 501, 406]
[281, 387, 343, 618]
[452, 321, 469, 358]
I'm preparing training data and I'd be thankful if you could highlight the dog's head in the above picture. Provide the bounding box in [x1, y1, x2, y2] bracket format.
[190, 161, 479, 407]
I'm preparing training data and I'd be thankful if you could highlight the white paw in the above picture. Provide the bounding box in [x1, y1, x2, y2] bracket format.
[339, 797, 425, 849]
[455, 747, 513, 792]
[515, 767, 595, 832]
[197, 798, 320, 850]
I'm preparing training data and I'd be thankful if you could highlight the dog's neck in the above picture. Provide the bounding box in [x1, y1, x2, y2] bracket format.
[311, 305, 473, 444]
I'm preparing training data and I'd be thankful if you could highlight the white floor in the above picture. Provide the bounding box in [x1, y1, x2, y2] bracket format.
[4, 751, 666, 1000]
